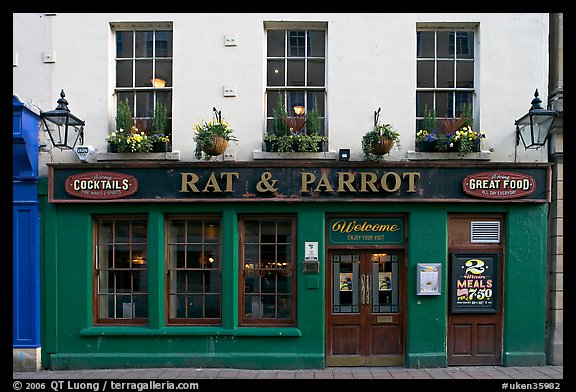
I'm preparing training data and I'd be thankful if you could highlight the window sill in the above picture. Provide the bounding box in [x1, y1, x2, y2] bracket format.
[96, 151, 181, 161]
[80, 326, 302, 337]
[406, 150, 491, 161]
[253, 150, 338, 160]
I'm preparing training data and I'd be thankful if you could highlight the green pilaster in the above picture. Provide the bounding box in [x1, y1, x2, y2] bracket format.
[147, 207, 163, 329]
[405, 205, 448, 368]
[221, 206, 238, 329]
[502, 204, 548, 366]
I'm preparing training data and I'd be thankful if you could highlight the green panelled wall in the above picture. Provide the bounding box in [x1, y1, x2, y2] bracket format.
[38, 178, 548, 369]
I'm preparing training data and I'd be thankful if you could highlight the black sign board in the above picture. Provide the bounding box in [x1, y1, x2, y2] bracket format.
[450, 253, 498, 313]
[48, 162, 550, 203]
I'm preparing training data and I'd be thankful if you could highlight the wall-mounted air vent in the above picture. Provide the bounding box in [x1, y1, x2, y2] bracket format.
[470, 221, 500, 243]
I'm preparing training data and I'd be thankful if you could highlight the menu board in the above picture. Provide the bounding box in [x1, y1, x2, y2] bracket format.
[451, 253, 498, 313]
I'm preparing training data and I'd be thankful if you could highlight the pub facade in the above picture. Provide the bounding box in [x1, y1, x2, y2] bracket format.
[13, 13, 557, 369]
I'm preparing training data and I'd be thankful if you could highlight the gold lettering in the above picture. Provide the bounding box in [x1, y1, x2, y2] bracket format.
[180, 172, 200, 192]
[301, 172, 316, 192]
[315, 173, 334, 192]
[220, 172, 239, 192]
[381, 172, 401, 192]
[403, 172, 420, 193]
[202, 172, 222, 192]
[360, 172, 378, 192]
[337, 172, 356, 192]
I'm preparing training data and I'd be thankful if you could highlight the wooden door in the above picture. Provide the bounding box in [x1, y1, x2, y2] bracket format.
[447, 215, 504, 366]
[326, 250, 404, 366]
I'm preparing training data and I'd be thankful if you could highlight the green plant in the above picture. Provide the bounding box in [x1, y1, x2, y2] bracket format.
[305, 99, 322, 135]
[116, 98, 134, 132]
[452, 126, 485, 156]
[193, 109, 238, 159]
[421, 105, 437, 132]
[153, 101, 168, 135]
[362, 118, 401, 162]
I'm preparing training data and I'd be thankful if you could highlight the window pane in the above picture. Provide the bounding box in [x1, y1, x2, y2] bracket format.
[288, 31, 305, 57]
[436, 92, 453, 118]
[277, 274, 292, 294]
[188, 294, 203, 318]
[417, 60, 434, 88]
[244, 270, 260, 293]
[456, 32, 474, 59]
[155, 59, 173, 87]
[277, 244, 292, 268]
[244, 244, 259, 269]
[116, 221, 130, 243]
[155, 31, 173, 57]
[287, 91, 305, 115]
[261, 245, 276, 268]
[132, 222, 147, 243]
[133, 295, 148, 318]
[267, 30, 285, 57]
[98, 271, 112, 293]
[170, 220, 186, 243]
[115, 271, 132, 293]
[116, 31, 133, 58]
[135, 91, 154, 118]
[205, 294, 220, 318]
[417, 31, 434, 58]
[416, 92, 434, 117]
[187, 271, 202, 292]
[267, 60, 285, 86]
[133, 271, 148, 293]
[244, 295, 261, 318]
[455, 92, 473, 116]
[287, 59, 305, 86]
[307, 59, 325, 86]
[116, 60, 133, 88]
[437, 60, 454, 88]
[277, 295, 292, 318]
[169, 244, 185, 268]
[205, 270, 221, 293]
[277, 221, 292, 243]
[135, 59, 153, 87]
[97, 245, 112, 270]
[135, 31, 153, 58]
[245, 221, 260, 243]
[307, 31, 325, 57]
[307, 92, 325, 117]
[261, 272, 277, 293]
[187, 221, 203, 243]
[98, 221, 114, 244]
[437, 31, 454, 58]
[204, 222, 220, 243]
[156, 91, 173, 118]
[115, 245, 130, 268]
[204, 244, 220, 269]
[186, 244, 202, 269]
[456, 60, 474, 88]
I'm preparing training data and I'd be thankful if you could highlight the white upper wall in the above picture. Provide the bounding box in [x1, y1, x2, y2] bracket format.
[13, 13, 550, 170]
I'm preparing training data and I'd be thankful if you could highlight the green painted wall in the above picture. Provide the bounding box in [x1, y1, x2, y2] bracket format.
[38, 178, 548, 369]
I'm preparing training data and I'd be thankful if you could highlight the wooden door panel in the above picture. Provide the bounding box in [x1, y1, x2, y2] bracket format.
[477, 323, 497, 354]
[332, 325, 361, 355]
[451, 323, 473, 355]
[369, 324, 402, 355]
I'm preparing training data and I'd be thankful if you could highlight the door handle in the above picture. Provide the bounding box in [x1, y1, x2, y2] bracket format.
[360, 274, 366, 304]
[366, 274, 372, 305]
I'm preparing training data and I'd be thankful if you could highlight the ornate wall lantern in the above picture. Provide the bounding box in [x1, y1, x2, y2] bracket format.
[40, 89, 85, 150]
[515, 89, 556, 150]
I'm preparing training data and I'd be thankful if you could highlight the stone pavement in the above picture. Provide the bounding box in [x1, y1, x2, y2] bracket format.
[13, 365, 563, 380]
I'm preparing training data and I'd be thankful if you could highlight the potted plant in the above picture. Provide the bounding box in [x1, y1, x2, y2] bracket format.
[125, 125, 153, 153]
[194, 108, 237, 160]
[452, 126, 485, 156]
[416, 105, 438, 152]
[106, 98, 133, 152]
[362, 108, 401, 161]
[151, 101, 171, 152]
[264, 96, 327, 153]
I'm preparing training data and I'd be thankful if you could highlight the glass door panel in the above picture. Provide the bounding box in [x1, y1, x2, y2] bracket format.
[332, 254, 360, 313]
[371, 252, 399, 313]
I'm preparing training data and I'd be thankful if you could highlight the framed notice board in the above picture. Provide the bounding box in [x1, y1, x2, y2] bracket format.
[450, 253, 498, 313]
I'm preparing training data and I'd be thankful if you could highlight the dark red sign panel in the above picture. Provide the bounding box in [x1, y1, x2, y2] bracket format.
[462, 171, 535, 199]
[65, 171, 138, 199]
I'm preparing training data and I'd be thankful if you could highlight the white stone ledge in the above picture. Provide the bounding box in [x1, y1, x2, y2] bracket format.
[253, 150, 338, 160]
[96, 151, 181, 161]
[406, 151, 491, 161]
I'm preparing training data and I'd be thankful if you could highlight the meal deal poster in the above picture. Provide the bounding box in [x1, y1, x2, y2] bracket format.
[451, 253, 498, 313]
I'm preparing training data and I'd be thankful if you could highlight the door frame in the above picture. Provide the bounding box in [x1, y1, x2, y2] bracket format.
[324, 214, 407, 366]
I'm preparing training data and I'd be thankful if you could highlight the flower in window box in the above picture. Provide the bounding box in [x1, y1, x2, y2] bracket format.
[151, 133, 171, 152]
[125, 126, 153, 153]
[415, 129, 439, 152]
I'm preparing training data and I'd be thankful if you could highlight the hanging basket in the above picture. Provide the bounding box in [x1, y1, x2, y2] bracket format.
[370, 137, 395, 155]
[201, 136, 228, 156]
